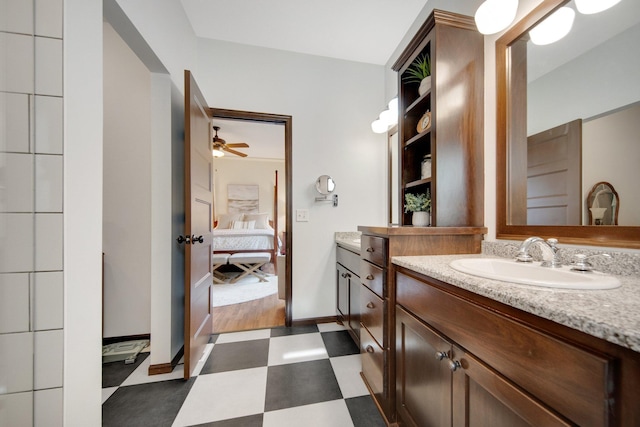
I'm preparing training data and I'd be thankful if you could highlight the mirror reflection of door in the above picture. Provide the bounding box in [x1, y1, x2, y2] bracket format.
[526, 119, 582, 225]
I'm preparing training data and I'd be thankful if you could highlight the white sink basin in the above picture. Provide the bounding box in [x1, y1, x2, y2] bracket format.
[449, 258, 621, 290]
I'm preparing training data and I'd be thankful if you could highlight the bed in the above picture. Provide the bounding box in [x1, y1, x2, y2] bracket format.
[212, 171, 281, 268]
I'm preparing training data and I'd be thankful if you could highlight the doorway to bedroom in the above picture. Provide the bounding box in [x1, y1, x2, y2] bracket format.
[209, 109, 292, 333]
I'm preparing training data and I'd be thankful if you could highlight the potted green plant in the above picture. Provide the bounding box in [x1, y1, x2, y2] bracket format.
[404, 190, 431, 226]
[403, 53, 431, 96]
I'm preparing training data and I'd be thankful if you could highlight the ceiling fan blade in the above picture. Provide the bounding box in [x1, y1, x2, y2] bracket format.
[226, 143, 249, 148]
[223, 147, 248, 157]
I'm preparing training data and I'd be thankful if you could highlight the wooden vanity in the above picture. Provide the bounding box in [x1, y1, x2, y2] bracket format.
[393, 263, 640, 426]
[356, 226, 486, 424]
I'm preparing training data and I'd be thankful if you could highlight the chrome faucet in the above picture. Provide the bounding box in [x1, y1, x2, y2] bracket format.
[515, 237, 562, 268]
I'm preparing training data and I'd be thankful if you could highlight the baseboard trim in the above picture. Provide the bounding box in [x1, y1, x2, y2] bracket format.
[102, 333, 150, 346]
[148, 345, 184, 376]
[292, 315, 337, 327]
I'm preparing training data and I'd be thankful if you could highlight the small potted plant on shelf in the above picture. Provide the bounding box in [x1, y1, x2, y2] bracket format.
[404, 190, 431, 226]
[403, 53, 431, 96]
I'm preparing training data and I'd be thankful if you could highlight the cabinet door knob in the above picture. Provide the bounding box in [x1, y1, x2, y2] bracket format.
[366, 302, 375, 309]
[449, 359, 461, 372]
[365, 345, 375, 354]
[366, 247, 375, 253]
[366, 274, 374, 280]
[435, 351, 448, 361]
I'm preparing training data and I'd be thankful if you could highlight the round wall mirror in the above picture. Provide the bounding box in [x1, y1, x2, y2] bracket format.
[315, 175, 336, 195]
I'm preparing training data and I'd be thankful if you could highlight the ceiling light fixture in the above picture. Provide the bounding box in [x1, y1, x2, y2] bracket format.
[529, 6, 576, 45]
[574, 0, 621, 15]
[212, 148, 225, 157]
[474, 0, 519, 35]
[371, 97, 399, 134]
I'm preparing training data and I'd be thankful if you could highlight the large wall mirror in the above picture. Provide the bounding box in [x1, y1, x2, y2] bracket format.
[496, 0, 640, 248]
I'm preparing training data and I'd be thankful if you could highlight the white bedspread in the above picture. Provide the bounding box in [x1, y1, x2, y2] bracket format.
[212, 228, 277, 251]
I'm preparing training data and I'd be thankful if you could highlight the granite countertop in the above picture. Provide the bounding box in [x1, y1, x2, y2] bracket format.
[335, 232, 361, 253]
[393, 254, 640, 353]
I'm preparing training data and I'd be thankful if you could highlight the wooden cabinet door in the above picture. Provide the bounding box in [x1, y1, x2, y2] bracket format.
[348, 277, 360, 342]
[451, 345, 572, 427]
[396, 307, 451, 427]
[336, 263, 349, 319]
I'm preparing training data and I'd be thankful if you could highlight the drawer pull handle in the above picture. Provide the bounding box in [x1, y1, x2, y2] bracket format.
[366, 345, 375, 354]
[435, 351, 448, 361]
[366, 274, 374, 280]
[366, 247, 375, 253]
[366, 302, 375, 309]
[449, 360, 461, 372]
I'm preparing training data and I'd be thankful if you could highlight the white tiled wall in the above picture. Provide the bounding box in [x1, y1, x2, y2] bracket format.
[0, 0, 64, 424]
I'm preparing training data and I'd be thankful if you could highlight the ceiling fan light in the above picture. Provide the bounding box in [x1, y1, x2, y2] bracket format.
[371, 119, 388, 134]
[574, 0, 621, 14]
[529, 7, 575, 46]
[475, 0, 519, 35]
[212, 148, 225, 157]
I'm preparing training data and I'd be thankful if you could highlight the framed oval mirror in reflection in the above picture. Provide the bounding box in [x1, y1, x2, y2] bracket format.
[496, 0, 640, 248]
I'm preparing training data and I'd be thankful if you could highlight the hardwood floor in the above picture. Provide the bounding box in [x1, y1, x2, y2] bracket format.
[212, 293, 285, 334]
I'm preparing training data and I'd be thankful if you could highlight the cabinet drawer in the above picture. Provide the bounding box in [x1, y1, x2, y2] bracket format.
[337, 246, 360, 275]
[361, 235, 387, 267]
[360, 259, 384, 298]
[396, 271, 614, 427]
[361, 327, 385, 403]
[360, 284, 384, 348]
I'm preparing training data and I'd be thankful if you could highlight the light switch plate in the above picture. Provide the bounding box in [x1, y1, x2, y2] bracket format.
[296, 209, 309, 222]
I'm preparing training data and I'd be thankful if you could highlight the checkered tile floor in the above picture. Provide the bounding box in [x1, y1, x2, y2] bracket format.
[102, 322, 385, 426]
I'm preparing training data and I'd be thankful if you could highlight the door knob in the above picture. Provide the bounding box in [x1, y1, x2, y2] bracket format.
[176, 235, 188, 244]
[192, 235, 204, 244]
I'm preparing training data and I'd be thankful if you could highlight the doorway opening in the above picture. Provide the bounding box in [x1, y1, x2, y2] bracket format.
[209, 108, 292, 333]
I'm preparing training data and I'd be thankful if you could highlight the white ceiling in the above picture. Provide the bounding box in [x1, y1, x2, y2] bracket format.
[187, 1, 432, 159]
[211, 118, 285, 160]
[180, 0, 430, 66]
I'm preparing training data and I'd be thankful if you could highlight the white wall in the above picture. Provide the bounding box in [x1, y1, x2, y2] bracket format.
[103, 22, 152, 338]
[528, 23, 640, 135]
[214, 158, 286, 233]
[582, 103, 640, 226]
[64, 0, 103, 424]
[196, 39, 387, 319]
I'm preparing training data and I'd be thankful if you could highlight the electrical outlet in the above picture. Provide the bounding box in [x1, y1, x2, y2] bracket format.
[296, 209, 309, 222]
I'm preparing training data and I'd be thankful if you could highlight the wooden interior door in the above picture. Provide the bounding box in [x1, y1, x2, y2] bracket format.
[526, 119, 582, 225]
[184, 70, 214, 379]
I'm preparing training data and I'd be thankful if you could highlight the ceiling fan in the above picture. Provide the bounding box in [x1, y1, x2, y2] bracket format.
[212, 126, 249, 157]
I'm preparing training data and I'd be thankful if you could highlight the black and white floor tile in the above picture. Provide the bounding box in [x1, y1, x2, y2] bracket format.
[102, 322, 385, 427]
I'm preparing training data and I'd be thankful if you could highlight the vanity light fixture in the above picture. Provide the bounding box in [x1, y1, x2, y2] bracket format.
[574, 0, 621, 14]
[474, 0, 519, 35]
[371, 97, 399, 134]
[529, 6, 575, 45]
[212, 148, 225, 157]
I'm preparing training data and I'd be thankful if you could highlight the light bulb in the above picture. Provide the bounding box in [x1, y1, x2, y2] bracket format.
[379, 109, 397, 126]
[529, 7, 575, 46]
[212, 148, 225, 157]
[574, 0, 621, 15]
[371, 119, 388, 134]
[475, 0, 519, 35]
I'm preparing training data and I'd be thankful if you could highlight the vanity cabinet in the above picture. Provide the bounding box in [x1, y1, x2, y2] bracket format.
[395, 266, 640, 427]
[392, 10, 484, 227]
[336, 245, 360, 345]
[357, 226, 486, 424]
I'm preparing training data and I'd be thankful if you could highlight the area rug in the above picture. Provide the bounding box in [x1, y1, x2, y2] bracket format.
[212, 274, 278, 307]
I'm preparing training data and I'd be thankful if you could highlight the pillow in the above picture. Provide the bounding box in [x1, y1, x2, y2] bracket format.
[231, 220, 256, 230]
[216, 213, 242, 229]
[243, 212, 270, 229]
